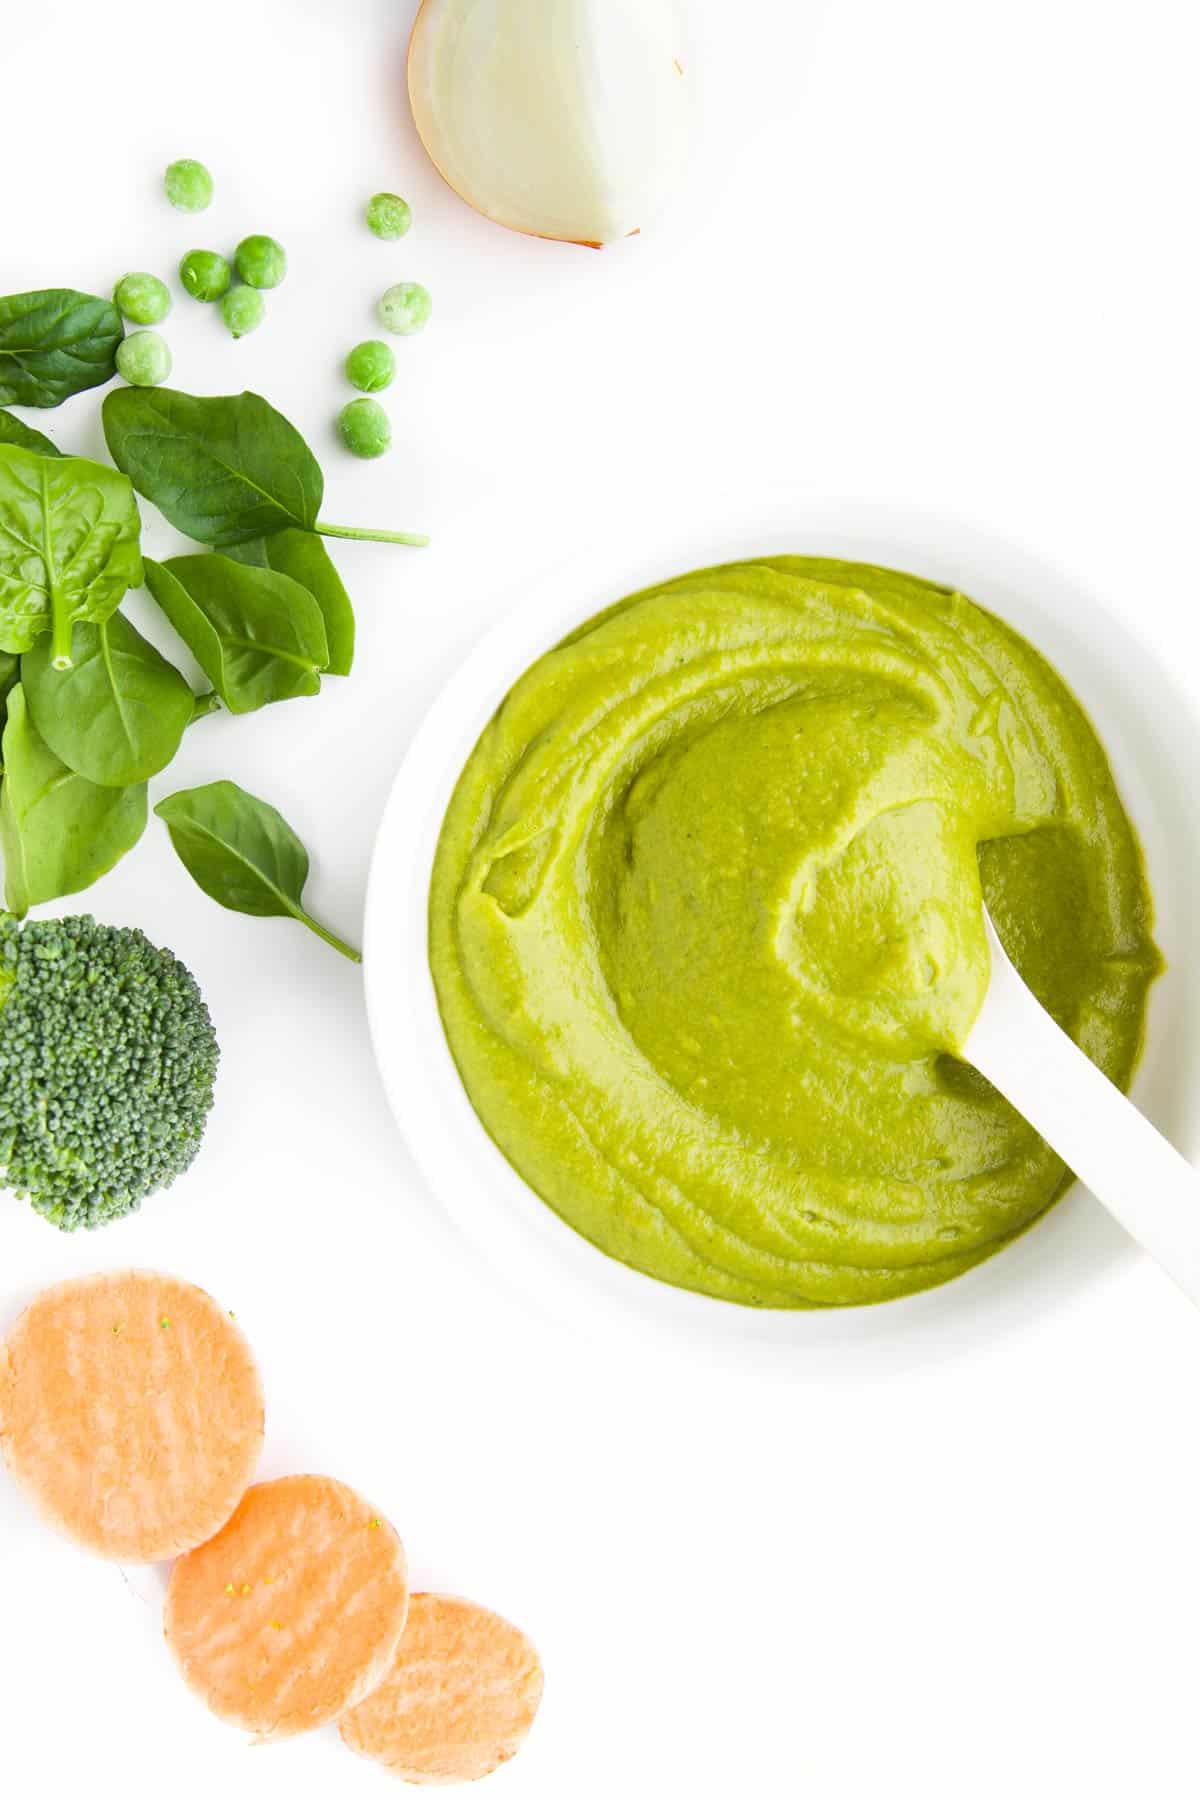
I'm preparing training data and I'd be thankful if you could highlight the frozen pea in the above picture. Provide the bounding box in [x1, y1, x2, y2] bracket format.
[337, 397, 391, 459]
[164, 158, 214, 213]
[366, 192, 412, 240]
[113, 272, 172, 325]
[180, 250, 232, 303]
[220, 286, 265, 338]
[234, 235, 287, 289]
[116, 330, 172, 387]
[378, 281, 431, 336]
[345, 339, 396, 393]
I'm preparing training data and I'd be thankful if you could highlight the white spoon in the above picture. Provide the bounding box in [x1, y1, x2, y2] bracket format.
[964, 910, 1200, 1307]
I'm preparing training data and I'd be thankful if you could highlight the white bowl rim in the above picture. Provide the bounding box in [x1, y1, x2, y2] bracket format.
[363, 492, 1200, 1379]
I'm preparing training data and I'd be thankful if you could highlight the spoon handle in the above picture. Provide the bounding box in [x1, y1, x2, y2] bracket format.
[967, 916, 1200, 1308]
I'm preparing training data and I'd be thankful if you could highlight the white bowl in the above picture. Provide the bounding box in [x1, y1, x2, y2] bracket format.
[364, 499, 1200, 1377]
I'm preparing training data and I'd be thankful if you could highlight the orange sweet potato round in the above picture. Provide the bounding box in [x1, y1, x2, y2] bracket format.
[165, 1473, 409, 1738]
[339, 1592, 544, 1783]
[0, 1271, 264, 1563]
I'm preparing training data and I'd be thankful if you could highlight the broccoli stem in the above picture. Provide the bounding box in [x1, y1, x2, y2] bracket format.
[314, 520, 430, 549]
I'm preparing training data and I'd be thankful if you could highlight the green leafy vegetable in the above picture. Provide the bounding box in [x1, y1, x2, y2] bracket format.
[190, 689, 221, 721]
[102, 386, 427, 548]
[0, 445, 143, 666]
[0, 410, 62, 457]
[104, 387, 319, 544]
[225, 528, 354, 675]
[0, 373, 383, 928]
[0, 912, 219, 1231]
[22, 611, 195, 787]
[0, 651, 18, 736]
[156, 779, 361, 962]
[0, 685, 146, 915]
[0, 289, 124, 409]
[144, 554, 328, 712]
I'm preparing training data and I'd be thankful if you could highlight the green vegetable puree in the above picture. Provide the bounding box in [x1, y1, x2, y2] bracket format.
[430, 559, 1160, 1307]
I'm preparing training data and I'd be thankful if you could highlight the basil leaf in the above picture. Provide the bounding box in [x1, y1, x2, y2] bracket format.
[144, 554, 328, 713]
[156, 780, 361, 962]
[0, 289, 124, 409]
[102, 387, 323, 546]
[0, 445, 143, 665]
[0, 409, 62, 457]
[22, 611, 195, 787]
[0, 685, 146, 916]
[225, 529, 354, 675]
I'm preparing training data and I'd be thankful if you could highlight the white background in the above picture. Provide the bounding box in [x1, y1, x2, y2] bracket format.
[3, 1, 1200, 1796]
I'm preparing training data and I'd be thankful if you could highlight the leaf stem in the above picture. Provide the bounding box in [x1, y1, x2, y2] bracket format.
[188, 691, 221, 724]
[39, 460, 74, 669]
[50, 607, 74, 671]
[301, 910, 363, 964]
[315, 520, 430, 549]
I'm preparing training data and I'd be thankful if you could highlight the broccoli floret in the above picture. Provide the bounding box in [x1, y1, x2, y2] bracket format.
[0, 914, 219, 1230]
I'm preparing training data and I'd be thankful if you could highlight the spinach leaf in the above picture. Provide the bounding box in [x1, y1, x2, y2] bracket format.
[103, 387, 323, 546]
[156, 780, 361, 962]
[22, 611, 195, 787]
[225, 528, 354, 675]
[103, 386, 427, 548]
[0, 685, 146, 916]
[0, 445, 143, 665]
[0, 290, 124, 409]
[0, 409, 62, 456]
[144, 554, 328, 713]
[0, 652, 18, 738]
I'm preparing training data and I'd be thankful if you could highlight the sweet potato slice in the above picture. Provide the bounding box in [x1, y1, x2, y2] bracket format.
[339, 1592, 544, 1784]
[164, 1473, 409, 1738]
[0, 1270, 264, 1563]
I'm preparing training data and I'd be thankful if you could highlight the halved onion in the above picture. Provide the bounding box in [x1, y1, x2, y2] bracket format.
[408, 0, 690, 247]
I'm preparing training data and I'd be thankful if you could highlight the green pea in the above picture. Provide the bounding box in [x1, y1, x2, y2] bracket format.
[164, 158, 214, 213]
[378, 281, 432, 336]
[115, 330, 172, 388]
[220, 286, 265, 339]
[345, 340, 396, 393]
[366, 192, 412, 240]
[112, 272, 172, 325]
[234, 234, 288, 290]
[337, 398, 391, 459]
[180, 249, 232, 303]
